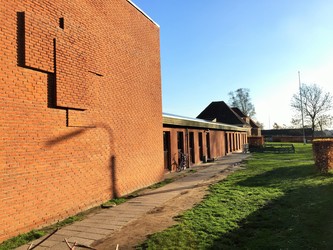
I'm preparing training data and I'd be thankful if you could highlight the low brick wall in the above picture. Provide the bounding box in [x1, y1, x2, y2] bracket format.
[312, 139, 333, 173]
[248, 136, 264, 147]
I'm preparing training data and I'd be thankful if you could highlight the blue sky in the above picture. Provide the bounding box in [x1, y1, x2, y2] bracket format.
[132, 0, 333, 129]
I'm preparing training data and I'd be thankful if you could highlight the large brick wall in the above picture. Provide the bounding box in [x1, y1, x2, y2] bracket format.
[0, 0, 163, 242]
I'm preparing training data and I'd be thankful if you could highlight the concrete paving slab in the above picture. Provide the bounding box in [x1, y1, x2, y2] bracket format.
[15, 245, 32, 250]
[44, 242, 69, 250]
[66, 236, 94, 246]
[73, 221, 121, 230]
[64, 225, 113, 236]
[39, 240, 61, 247]
[55, 229, 81, 237]
[73, 232, 106, 241]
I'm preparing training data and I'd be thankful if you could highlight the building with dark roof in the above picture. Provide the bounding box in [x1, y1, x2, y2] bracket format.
[197, 101, 261, 136]
[197, 101, 248, 127]
[231, 107, 261, 136]
[163, 113, 249, 171]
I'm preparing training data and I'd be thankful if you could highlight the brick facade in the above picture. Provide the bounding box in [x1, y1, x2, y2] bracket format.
[0, 0, 163, 242]
[163, 127, 248, 171]
[162, 115, 248, 171]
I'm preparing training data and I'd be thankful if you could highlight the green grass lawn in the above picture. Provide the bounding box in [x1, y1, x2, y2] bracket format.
[139, 143, 333, 249]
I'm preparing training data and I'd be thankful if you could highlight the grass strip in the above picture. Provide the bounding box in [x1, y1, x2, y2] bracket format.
[139, 143, 333, 249]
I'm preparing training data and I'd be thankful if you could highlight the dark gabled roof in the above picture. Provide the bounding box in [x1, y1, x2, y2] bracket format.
[231, 107, 246, 117]
[249, 119, 260, 128]
[231, 107, 259, 128]
[196, 101, 247, 126]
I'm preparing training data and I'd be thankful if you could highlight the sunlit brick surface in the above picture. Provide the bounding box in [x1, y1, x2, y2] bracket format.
[0, 0, 163, 242]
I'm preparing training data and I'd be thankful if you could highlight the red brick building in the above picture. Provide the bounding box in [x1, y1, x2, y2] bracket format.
[163, 113, 248, 171]
[0, 0, 163, 242]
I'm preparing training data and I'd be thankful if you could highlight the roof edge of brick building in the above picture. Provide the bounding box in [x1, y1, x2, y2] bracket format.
[127, 0, 160, 27]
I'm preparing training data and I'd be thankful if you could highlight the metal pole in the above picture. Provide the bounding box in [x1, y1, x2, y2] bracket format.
[298, 71, 306, 144]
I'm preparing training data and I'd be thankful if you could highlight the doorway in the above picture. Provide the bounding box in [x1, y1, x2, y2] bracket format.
[206, 132, 211, 159]
[198, 132, 203, 161]
[189, 132, 195, 164]
[177, 131, 184, 164]
[163, 131, 171, 170]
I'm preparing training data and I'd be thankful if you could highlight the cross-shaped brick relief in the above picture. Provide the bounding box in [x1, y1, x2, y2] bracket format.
[17, 11, 105, 113]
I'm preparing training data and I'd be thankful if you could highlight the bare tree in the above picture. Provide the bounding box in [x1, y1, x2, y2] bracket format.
[291, 83, 333, 136]
[272, 122, 288, 129]
[317, 114, 333, 131]
[228, 88, 256, 117]
[256, 121, 264, 129]
[273, 122, 281, 129]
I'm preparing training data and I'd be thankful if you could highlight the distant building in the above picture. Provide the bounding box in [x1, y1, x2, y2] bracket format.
[163, 113, 249, 171]
[197, 101, 248, 127]
[262, 128, 313, 137]
[231, 107, 261, 136]
[262, 128, 313, 142]
[197, 101, 260, 136]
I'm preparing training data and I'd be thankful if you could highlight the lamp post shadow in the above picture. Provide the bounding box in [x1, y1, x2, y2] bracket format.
[94, 123, 119, 199]
[45, 122, 119, 199]
[110, 155, 119, 198]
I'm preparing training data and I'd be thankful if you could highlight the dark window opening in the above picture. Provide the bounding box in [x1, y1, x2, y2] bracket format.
[59, 17, 64, 29]
[189, 132, 195, 164]
[206, 133, 211, 159]
[198, 132, 203, 161]
[177, 131, 184, 164]
[163, 132, 171, 170]
[225, 133, 229, 154]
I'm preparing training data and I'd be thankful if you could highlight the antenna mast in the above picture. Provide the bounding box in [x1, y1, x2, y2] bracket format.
[298, 71, 306, 144]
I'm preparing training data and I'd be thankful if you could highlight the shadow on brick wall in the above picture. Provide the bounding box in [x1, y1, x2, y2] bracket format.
[16, 12, 85, 113]
[45, 129, 86, 147]
[44, 123, 119, 199]
[18, 10, 119, 204]
[96, 123, 120, 198]
[17, 12, 58, 110]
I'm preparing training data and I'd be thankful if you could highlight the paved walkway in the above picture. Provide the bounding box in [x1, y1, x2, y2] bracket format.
[17, 152, 250, 250]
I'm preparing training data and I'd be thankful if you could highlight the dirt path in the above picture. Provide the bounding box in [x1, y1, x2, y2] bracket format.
[93, 167, 241, 250]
